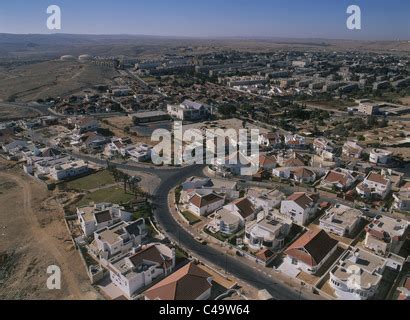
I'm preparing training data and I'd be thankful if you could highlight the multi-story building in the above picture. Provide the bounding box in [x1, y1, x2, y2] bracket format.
[342, 141, 364, 159]
[92, 219, 147, 262]
[280, 192, 318, 226]
[356, 172, 392, 200]
[109, 244, 175, 299]
[77, 203, 133, 237]
[167, 100, 211, 121]
[319, 204, 362, 237]
[50, 159, 89, 181]
[188, 193, 225, 217]
[369, 149, 392, 165]
[364, 215, 409, 256]
[329, 247, 387, 300]
[284, 229, 338, 274]
[244, 215, 292, 251]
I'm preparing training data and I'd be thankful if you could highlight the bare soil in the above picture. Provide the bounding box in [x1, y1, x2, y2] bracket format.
[0, 162, 100, 300]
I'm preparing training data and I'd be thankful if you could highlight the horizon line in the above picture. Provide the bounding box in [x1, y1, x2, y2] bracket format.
[0, 32, 409, 42]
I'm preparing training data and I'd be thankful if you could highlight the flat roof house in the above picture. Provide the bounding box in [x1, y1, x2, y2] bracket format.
[284, 229, 338, 274]
[319, 204, 362, 237]
[77, 203, 133, 237]
[50, 159, 89, 181]
[329, 247, 387, 300]
[342, 141, 363, 159]
[393, 190, 410, 212]
[167, 100, 211, 121]
[91, 219, 147, 262]
[108, 244, 175, 299]
[364, 215, 409, 256]
[247, 188, 285, 214]
[144, 262, 213, 300]
[245, 215, 292, 251]
[210, 208, 243, 235]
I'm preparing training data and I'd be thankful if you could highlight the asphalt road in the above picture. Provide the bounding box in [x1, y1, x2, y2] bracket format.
[149, 165, 308, 300]
[78, 153, 311, 299]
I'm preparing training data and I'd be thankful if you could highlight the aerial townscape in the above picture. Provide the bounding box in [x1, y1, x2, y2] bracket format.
[0, 1, 409, 307]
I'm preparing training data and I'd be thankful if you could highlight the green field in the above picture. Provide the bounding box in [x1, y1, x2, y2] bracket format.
[66, 170, 115, 191]
[77, 186, 135, 207]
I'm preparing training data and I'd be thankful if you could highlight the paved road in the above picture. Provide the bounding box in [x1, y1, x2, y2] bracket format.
[150, 165, 310, 300]
[79, 154, 309, 299]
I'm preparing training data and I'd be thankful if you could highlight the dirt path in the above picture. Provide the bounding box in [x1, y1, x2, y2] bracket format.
[0, 170, 99, 300]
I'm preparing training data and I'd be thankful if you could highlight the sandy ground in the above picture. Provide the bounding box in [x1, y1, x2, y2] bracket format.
[0, 61, 118, 102]
[0, 162, 100, 300]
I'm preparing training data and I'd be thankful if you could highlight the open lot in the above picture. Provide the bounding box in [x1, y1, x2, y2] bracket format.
[76, 186, 135, 207]
[0, 163, 99, 299]
[0, 61, 118, 102]
[65, 170, 116, 191]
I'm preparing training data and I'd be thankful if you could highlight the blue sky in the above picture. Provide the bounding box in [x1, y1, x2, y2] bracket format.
[0, 0, 409, 40]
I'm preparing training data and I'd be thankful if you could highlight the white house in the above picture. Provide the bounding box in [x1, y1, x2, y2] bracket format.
[369, 149, 392, 165]
[284, 229, 338, 274]
[71, 117, 100, 133]
[247, 188, 285, 214]
[329, 247, 387, 300]
[319, 204, 362, 237]
[223, 197, 258, 224]
[313, 137, 335, 155]
[393, 190, 410, 212]
[209, 208, 243, 235]
[356, 172, 392, 199]
[320, 168, 358, 191]
[364, 215, 409, 256]
[92, 219, 147, 262]
[109, 244, 175, 299]
[188, 193, 225, 217]
[342, 141, 363, 159]
[50, 159, 89, 181]
[244, 215, 292, 251]
[280, 192, 318, 226]
[77, 203, 133, 237]
[167, 100, 211, 121]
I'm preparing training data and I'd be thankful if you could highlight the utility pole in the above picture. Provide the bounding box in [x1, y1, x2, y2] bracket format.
[224, 251, 228, 275]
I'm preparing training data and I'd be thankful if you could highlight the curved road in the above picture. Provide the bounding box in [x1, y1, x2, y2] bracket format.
[150, 165, 307, 300]
[76, 155, 308, 299]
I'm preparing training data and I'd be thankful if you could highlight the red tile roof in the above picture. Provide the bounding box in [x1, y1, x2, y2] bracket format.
[144, 263, 212, 300]
[190, 193, 224, 208]
[285, 229, 338, 267]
